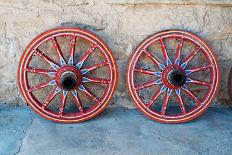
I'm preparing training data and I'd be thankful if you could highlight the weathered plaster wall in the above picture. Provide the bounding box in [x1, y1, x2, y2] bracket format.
[0, 0, 232, 107]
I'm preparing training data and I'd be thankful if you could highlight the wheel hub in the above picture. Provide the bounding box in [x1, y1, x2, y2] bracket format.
[61, 71, 78, 90]
[167, 69, 186, 86]
[162, 65, 186, 89]
[56, 66, 82, 90]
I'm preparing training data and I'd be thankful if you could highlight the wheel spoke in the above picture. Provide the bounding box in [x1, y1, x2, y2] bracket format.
[143, 49, 165, 70]
[185, 64, 212, 75]
[59, 90, 68, 116]
[26, 67, 56, 77]
[51, 37, 66, 66]
[175, 89, 186, 114]
[175, 36, 184, 65]
[81, 61, 109, 75]
[72, 90, 84, 113]
[159, 38, 172, 66]
[134, 68, 162, 77]
[161, 89, 172, 116]
[76, 43, 98, 69]
[135, 78, 162, 91]
[146, 85, 167, 108]
[181, 85, 202, 106]
[34, 49, 60, 70]
[181, 46, 201, 69]
[82, 77, 110, 84]
[28, 80, 56, 92]
[79, 85, 99, 102]
[186, 78, 212, 87]
[42, 86, 61, 109]
[68, 35, 77, 65]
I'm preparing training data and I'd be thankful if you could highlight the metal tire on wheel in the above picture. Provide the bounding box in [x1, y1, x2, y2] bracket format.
[228, 67, 232, 101]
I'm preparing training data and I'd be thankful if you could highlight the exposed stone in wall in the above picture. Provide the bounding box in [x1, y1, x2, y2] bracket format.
[0, 0, 232, 107]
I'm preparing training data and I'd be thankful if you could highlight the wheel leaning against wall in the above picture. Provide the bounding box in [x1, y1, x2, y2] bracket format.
[18, 27, 118, 123]
[127, 30, 220, 123]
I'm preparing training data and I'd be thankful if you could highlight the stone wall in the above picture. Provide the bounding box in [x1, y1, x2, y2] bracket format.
[0, 0, 232, 107]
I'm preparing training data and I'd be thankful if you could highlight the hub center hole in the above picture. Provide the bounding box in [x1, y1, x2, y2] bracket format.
[173, 74, 183, 83]
[62, 77, 76, 90]
[167, 69, 186, 86]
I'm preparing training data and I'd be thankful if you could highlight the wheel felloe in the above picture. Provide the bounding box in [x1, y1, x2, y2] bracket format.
[127, 30, 220, 123]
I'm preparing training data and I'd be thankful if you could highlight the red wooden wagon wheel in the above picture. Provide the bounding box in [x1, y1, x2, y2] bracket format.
[127, 30, 220, 123]
[18, 27, 117, 123]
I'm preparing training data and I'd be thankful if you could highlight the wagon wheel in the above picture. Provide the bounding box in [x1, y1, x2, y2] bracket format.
[18, 27, 117, 123]
[127, 30, 220, 123]
[228, 67, 232, 101]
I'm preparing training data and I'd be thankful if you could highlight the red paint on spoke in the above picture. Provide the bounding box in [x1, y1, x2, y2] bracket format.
[182, 86, 202, 106]
[59, 91, 68, 116]
[82, 61, 109, 73]
[83, 77, 110, 84]
[77, 44, 98, 68]
[80, 85, 99, 102]
[161, 90, 170, 116]
[188, 78, 212, 87]
[26, 67, 55, 76]
[28, 80, 54, 92]
[175, 36, 184, 63]
[143, 49, 162, 67]
[72, 91, 84, 113]
[135, 80, 157, 91]
[52, 37, 65, 61]
[69, 35, 77, 65]
[175, 90, 186, 115]
[187, 65, 212, 73]
[134, 68, 156, 76]
[146, 87, 163, 108]
[34, 49, 60, 69]
[183, 46, 201, 65]
[43, 87, 60, 109]
[159, 38, 169, 63]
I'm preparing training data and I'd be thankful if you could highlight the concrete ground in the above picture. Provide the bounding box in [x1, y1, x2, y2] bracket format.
[0, 105, 232, 155]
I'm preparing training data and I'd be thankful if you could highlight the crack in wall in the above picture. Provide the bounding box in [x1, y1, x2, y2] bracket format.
[202, 6, 208, 30]
[60, 22, 107, 31]
[4, 22, 7, 40]
[50, 0, 91, 6]
[64, 2, 90, 7]
[58, 6, 64, 25]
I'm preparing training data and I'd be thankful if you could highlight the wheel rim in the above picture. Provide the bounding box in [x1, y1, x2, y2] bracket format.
[228, 67, 232, 101]
[18, 27, 117, 123]
[127, 30, 220, 123]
